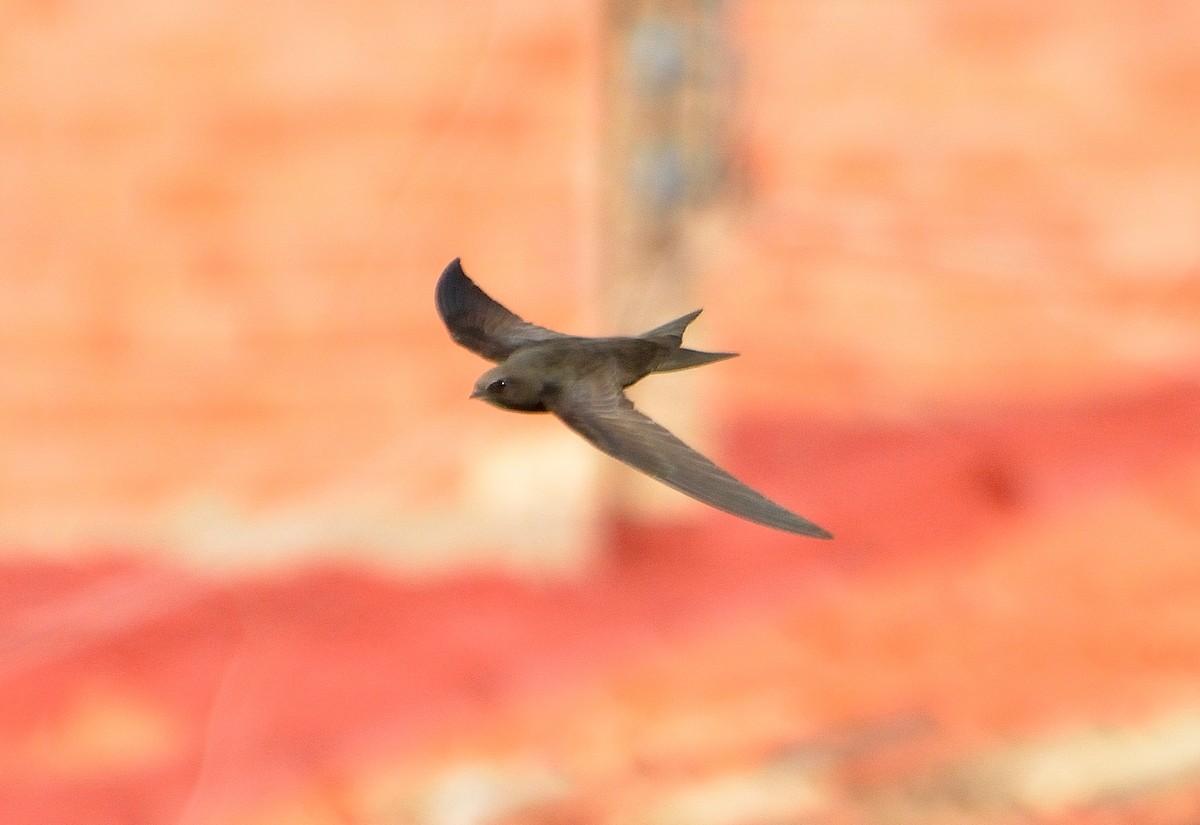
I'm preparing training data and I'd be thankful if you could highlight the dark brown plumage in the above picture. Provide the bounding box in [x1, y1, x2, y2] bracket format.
[436, 258, 832, 539]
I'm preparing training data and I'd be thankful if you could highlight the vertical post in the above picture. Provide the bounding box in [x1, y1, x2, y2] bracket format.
[599, 0, 736, 522]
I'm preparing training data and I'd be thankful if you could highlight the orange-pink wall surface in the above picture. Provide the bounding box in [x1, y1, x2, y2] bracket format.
[2, 3, 1199, 823]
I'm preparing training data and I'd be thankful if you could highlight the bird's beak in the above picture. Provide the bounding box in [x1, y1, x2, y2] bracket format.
[469, 388, 483, 400]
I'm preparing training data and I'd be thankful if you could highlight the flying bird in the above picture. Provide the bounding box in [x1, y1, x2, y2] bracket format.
[435, 258, 832, 539]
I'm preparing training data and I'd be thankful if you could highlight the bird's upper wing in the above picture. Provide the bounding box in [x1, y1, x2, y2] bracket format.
[435, 258, 570, 362]
[548, 371, 832, 538]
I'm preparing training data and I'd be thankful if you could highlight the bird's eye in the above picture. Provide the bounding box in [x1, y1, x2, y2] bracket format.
[487, 379, 507, 393]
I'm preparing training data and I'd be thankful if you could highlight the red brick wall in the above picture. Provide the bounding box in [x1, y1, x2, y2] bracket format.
[711, 0, 1200, 414]
[2, 1, 1197, 567]
[0, 2, 600, 566]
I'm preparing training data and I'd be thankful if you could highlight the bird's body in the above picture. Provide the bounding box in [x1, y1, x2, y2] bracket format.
[496, 337, 659, 396]
[472, 335, 720, 412]
[436, 258, 832, 539]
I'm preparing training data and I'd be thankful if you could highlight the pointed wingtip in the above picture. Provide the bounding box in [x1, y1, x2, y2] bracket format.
[790, 521, 834, 539]
[437, 257, 475, 293]
[785, 515, 834, 539]
[436, 258, 471, 322]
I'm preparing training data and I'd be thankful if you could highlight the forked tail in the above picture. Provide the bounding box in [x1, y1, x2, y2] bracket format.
[639, 309, 738, 373]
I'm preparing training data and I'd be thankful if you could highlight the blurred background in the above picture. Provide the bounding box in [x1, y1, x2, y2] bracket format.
[3, 1, 1200, 823]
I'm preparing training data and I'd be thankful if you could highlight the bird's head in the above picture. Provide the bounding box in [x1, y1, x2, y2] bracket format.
[470, 367, 546, 412]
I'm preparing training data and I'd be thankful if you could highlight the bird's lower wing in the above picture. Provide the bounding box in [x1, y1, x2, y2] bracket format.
[548, 376, 832, 538]
[436, 258, 568, 362]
